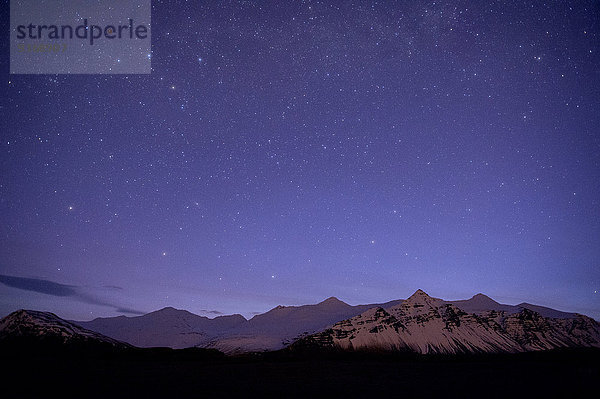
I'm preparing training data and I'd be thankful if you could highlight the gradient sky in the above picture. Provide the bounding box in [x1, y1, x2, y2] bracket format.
[1, 1, 599, 321]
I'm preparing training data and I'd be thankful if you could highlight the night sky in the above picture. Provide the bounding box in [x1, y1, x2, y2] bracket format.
[1, 1, 599, 321]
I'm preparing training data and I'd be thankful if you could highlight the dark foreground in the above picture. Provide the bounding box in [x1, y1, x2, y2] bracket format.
[2, 342, 599, 398]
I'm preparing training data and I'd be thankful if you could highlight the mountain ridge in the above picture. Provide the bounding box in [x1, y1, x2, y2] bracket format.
[293, 290, 600, 354]
[69, 290, 600, 353]
[4, 290, 598, 354]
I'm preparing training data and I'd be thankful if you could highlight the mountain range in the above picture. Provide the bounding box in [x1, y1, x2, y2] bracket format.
[2, 290, 599, 354]
[294, 290, 600, 354]
[0, 309, 130, 349]
[75, 296, 404, 352]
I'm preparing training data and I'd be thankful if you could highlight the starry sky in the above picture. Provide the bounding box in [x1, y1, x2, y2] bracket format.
[1, 1, 599, 321]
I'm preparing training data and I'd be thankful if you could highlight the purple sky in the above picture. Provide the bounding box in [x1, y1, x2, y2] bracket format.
[1, 1, 599, 321]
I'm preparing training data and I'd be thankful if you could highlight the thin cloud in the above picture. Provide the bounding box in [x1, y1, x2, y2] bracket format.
[103, 285, 124, 291]
[0, 274, 77, 297]
[113, 306, 145, 315]
[0, 274, 144, 315]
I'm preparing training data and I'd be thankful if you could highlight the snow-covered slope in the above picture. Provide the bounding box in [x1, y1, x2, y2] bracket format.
[77, 307, 246, 349]
[294, 290, 600, 354]
[0, 309, 130, 348]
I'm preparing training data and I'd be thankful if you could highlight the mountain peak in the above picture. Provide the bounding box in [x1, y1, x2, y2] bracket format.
[2, 309, 61, 324]
[4, 309, 32, 318]
[319, 296, 346, 305]
[148, 307, 194, 317]
[408, 289, 431, 299]
[403, 289, 441, 307]
[0, 309, 129, 348]
[471, 293, 498, 303]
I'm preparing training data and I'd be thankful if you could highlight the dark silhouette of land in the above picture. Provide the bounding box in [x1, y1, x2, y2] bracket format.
[3, 338, 598, 398]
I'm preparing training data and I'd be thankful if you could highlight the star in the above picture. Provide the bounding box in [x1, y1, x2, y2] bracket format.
[2, 0, 598, 323]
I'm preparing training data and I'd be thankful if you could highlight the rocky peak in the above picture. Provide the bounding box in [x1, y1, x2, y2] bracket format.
[406, 289, 433, 302]
[397, 289, 444, 314]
